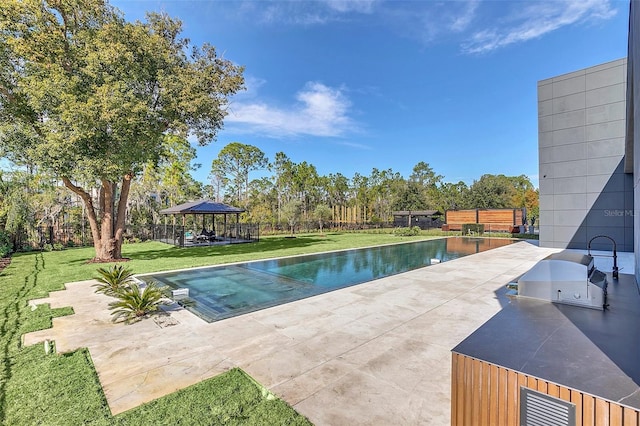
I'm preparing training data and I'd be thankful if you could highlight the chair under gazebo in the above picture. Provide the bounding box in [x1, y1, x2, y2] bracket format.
[154, 199, 259, 247]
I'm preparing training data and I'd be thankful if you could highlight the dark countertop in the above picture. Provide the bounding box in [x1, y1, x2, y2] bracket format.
[452, 273, 640, 409]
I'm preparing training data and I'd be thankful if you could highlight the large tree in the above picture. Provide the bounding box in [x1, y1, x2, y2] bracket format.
[466, 174, 517, 209]
[0, 0, 244, 260]
[211, 142, 267, 207]
[290, 161, 320, 222]
[369, 168, 403, 223]
[158, 136, 202, 207]
[270, 152, 295, 221]
[438, 181, 469, 212]
[409, 161, 443, 209]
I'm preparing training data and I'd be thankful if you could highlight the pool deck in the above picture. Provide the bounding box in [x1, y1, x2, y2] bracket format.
[24, 241, 560, 424]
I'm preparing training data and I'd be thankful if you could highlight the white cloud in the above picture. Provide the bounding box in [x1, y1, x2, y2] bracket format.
[235, 75, 266, 100]
[462, 0, 617, 54]
[339, 141, 371, 150]
[325, 0, 378, 14]
[227, 0, 617, 54]
[374, 1, 483, 46]
[226, 81, 357, 138]
[450, 0, 479, 32]
[237, 0, 378, 26]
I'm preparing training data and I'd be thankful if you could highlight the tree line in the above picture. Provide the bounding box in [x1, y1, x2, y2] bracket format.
[0, 140, 539, 244]
[118, 139, 541, 231]
[204, 142, 539, 228]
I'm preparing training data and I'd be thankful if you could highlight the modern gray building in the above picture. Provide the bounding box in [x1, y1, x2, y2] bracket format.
[538, 58, 634, 253]
[629, 0, 640, 285]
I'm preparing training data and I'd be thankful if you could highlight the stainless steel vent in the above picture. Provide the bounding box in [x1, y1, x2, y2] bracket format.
[520, 387, 575, 426]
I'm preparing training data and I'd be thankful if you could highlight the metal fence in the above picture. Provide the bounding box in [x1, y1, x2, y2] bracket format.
[11, 219, 418, 251]
[13, 222, 261, 249]
[153, 223, 260, 247]
[260, 221, 399, 234]
[13, 224, 92, 250]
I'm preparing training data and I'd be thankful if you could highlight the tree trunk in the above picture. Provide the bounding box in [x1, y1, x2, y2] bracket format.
[62, 174, 132, 261]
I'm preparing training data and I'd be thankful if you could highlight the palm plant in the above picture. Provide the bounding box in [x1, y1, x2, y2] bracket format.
[93, 264, 135, 297]
[108, 281, 169, 324]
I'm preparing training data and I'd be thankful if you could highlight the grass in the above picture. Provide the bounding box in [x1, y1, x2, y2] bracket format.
[0, 232, 442, 425]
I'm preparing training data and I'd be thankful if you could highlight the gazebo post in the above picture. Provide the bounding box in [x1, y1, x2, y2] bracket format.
[183, 214, 186, 247]
[172, 215, 176, 246]
[236, 213, 240, 240]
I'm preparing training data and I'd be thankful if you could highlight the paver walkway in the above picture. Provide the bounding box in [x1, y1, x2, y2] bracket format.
[23, 241, 557, 425]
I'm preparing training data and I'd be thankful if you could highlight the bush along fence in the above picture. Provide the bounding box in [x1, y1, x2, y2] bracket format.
[0, 230, 11, 258]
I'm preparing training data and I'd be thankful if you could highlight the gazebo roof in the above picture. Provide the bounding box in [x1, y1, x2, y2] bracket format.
[160, 200, 245, 215]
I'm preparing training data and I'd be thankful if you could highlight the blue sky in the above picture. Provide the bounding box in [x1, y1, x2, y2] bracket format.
[113, 0, 629, 188]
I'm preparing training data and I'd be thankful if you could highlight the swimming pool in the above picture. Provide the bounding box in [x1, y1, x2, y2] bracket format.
[139, 237, 514, 322]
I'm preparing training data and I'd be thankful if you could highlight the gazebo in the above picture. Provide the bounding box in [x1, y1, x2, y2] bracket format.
[156, 199, 259, 247]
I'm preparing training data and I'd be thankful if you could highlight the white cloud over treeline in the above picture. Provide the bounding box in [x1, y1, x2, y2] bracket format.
[226, 81, 356, 138]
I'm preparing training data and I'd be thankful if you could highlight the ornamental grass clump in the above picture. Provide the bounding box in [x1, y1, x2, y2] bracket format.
[93, 264, 135, 297]
[108, 281, 169, 324]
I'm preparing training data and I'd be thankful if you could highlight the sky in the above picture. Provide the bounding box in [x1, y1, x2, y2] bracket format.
[111, 0, 630, 189]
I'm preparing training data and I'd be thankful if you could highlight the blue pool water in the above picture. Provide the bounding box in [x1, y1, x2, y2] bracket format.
[139, 237, 514, 322]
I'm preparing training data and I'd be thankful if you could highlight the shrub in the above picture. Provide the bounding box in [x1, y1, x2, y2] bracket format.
[93, 264, 135, 297]
[392, 226, 421, 236]
[20, 244, 34, 252]
[65, 240, 76, 248]
[0, 230, 11, 258]
[109, 281, 169, 324]
[53, 243, 64, 251]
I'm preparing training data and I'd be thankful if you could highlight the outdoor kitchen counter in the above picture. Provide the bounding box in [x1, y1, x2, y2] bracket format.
[452, 272, 640, 410]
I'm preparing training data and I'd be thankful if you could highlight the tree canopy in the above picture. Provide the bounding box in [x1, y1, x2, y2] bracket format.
[0, 0, 244, 260]
[210, 142, 267, 207]
[204, 143, 538, 231]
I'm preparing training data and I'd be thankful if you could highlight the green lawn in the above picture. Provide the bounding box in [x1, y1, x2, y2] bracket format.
[0, 232, 439, 425]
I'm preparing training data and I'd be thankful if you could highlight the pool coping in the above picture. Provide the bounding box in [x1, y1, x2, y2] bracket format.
[23, 240, 556, 424]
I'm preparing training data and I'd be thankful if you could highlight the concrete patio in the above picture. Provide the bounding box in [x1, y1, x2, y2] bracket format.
[24, 241, 559, 425]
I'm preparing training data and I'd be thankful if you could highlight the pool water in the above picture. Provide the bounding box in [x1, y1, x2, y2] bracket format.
[139, 237, 514, 322]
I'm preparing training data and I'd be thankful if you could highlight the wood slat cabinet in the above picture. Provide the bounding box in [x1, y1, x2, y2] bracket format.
[451, 353, 640, 426]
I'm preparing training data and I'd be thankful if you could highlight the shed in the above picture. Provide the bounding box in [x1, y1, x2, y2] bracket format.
[392, 210, 443, 230]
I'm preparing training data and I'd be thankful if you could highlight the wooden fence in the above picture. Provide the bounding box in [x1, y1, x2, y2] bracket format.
[445, 209, 525, 232]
